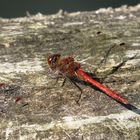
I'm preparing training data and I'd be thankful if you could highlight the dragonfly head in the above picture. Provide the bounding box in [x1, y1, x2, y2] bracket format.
[47, 54, 61, 69]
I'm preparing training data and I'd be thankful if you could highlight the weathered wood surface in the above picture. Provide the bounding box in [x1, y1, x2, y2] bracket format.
[0, 4, 140, 140]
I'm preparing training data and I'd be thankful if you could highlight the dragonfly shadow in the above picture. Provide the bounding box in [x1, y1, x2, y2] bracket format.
[71, 72, 140, 115]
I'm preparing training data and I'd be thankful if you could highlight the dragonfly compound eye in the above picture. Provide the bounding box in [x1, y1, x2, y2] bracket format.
[48, 54, 61, 66]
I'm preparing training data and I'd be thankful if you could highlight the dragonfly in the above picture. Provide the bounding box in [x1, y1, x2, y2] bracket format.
[47, 54, 129, 105]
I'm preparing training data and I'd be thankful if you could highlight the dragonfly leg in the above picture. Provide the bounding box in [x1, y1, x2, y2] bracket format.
[69, 79, 83, 105]
[61, 78, 67, 87]
[60, 77, 82, 104]
[54, 76, 63, 86]
[53, 77, 60, 86]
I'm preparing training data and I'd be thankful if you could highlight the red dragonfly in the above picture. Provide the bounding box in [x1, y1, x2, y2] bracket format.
[47, 54, 129, 105]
